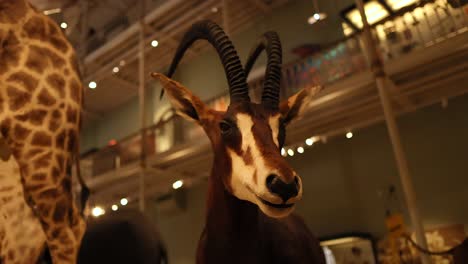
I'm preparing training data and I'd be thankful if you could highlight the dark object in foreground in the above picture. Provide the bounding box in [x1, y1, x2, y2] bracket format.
[78, 209, 167, 264]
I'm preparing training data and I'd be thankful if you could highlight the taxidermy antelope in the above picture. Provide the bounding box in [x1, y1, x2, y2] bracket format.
[152, 20, 325, 264]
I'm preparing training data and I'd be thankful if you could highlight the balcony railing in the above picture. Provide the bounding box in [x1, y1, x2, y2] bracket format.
[79, 0, 468, 180]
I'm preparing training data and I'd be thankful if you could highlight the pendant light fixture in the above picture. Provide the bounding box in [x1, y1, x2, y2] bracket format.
[308, 0, 327, 25]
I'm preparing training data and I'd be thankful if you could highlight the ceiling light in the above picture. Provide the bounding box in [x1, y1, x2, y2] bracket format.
[211, 7, 218, 13]
[308, 13, 327, 25]
[308, 0, 327, 25]
[287, 149, 294, 156]
[60, 22, 68, 29]
[342, 22, 354, 36]
[120, 198, 128, 206]
[111, 204, 118, 211]
[88, 81, 97, 89]
[91, 206, 105, 217]
[43, 8, 61, 16]
[112, 67, 119, 73]
[281, 148, 286, 156]
[297, 147, 304, 154]
[345, 1, 390, 29]
[151, 40, 159, 47]
[172, 180, 183, 190]
[346, 132, 353, 139]
[305, 138, 314, 146]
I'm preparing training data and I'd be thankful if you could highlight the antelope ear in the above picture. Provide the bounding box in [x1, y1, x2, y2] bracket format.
[279, 86, 321, 125]
[151, 73, 207, 122]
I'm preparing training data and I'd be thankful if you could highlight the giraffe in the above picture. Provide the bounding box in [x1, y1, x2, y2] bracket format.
[0, 153, 46, 264]
[0, 0, 87, 263]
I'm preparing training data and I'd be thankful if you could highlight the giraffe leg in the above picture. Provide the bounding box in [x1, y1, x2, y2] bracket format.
[12, 146, 81, 264]
[26, 186, 78, 264]
[70, 199, 86, 245]
[27, 184, 78, 264]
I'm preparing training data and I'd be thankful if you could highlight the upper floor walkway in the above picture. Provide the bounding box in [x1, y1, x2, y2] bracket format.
[78, 1, 468, 208]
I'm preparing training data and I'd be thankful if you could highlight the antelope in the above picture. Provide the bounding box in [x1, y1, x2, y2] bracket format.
[152, 20, 325, 264]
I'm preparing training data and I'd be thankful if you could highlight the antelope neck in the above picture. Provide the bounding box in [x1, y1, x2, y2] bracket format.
[205, 154, 261, 241]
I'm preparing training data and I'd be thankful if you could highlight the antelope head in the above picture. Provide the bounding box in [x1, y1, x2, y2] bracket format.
[152, 21, 318, 218]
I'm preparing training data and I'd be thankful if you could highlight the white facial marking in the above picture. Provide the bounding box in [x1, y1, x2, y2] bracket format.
[228, 148, 257, 203]
[228, 114, 282, 201]
[237, 113, 255, 153]
[269, 115, 280, 147]
[229, 114, 267, 195]
[226, 113, 301, 218]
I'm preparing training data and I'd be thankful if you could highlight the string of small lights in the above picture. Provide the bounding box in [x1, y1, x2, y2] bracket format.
[281, 130, 354, 157]
[90, 180, 185, 217]
[91, 131, 355, 217]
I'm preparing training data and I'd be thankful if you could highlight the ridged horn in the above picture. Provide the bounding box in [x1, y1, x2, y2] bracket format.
[161, 20, 249, 103]
[244, 31, 282, 109]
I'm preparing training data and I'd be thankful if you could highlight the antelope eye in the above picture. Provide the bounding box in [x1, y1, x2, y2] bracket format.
[219, 120, 233, 134]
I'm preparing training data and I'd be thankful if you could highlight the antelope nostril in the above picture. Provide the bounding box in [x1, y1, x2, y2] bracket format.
[266, 174, 299, 203]
[266, 174, 277, 187]
[294, 176, 300, 187]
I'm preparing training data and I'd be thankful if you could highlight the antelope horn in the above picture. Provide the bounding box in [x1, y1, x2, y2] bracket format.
[244, 31, 282, 109]
[160, 20, 250, 103]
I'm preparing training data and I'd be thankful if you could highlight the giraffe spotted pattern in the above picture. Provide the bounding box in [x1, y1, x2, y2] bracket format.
[0, 1, 86, 263]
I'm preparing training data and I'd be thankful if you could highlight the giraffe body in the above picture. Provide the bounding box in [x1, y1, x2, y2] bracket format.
[0, 0, 86, 263]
